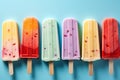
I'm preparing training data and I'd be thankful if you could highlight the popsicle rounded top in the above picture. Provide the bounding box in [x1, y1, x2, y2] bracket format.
[62, 18, 80, 60]
[83, 19, 96, 24]
[2, 20, 19, 61]
[42, 18, 60, 61]
[102, 18, 120, 59]
[20, 17, 39, 58]
[82, 19, 100, 62]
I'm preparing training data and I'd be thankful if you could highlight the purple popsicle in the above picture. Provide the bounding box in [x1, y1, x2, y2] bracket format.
[62, 18, 80, 74]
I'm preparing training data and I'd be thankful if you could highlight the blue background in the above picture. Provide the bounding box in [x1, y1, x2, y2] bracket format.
[0, 0, 120, 80]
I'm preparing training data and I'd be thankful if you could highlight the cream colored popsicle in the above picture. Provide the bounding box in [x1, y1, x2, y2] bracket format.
[42, 18, 60, 75]
[2, 20, 19, 75]
[82, 19, 100, 75]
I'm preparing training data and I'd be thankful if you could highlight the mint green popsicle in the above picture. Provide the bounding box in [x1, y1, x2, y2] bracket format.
[42, 19, 60, 61]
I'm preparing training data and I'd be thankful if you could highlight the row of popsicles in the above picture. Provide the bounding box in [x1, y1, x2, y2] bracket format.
[2, 17, 120, 76]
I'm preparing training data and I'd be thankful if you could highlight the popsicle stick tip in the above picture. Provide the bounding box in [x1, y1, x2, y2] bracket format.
[27, 59, 32, 74]
[109, 60, 113, 74]
[49, 62, 54, 75]
[69, 60, 73, 74]
[9, 61, 14, 75]
[89, 62, 93, 76]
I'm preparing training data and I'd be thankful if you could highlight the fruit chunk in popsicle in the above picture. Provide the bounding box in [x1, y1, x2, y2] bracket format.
[2, 20, 19, 75]
[62, 18, 80, 60]
[20, 17, 39, 58]
[82, 19, 100, 61]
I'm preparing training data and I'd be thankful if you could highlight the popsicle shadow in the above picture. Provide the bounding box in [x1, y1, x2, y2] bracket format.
[30, 21, 42, 79]
[93, 22, 119, 80]
[93, 22, 108, 80]
[118, 23, 120, 43]
[78, 20, 82, 55]
[73, 60, 87, 80]
[71, 22, 83, 80]
[53, 60, 65, 80]
[31, 58, 42, 79]
[113, 22, 120, 80]
[13, 61, 22, 80]
[2, 61, 18, 80]
[114, 60, 120, 80]
[93, 60, 108, 80]
[98, 23, 102, 57]
[53, 21, 65, 80]
[18, 58, 41, 80]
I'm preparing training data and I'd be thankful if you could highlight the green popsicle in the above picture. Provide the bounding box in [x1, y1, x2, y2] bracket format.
[42, 18, 60, 75]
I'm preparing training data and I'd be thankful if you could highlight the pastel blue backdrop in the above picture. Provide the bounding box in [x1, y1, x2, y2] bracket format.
[0, 0, 120, 80]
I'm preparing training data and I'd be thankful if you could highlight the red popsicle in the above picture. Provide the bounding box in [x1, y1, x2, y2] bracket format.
[102, 18, 120, 74]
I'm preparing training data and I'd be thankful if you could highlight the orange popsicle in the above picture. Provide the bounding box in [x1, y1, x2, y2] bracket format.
[20, 17, 39, 74]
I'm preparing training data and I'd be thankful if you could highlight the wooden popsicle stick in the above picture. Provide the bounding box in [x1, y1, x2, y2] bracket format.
[69, 60, 73, 74]
[109, 60, 113, 74]
[49, 61, 54, 75]
[89, 62, 93, 76]
[27, 59, 32, 74]
[9, 61, 14, 75]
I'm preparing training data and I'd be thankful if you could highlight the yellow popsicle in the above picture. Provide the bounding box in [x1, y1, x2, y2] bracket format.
[2, 20, 19, 61]
[82, 19, 100, 61]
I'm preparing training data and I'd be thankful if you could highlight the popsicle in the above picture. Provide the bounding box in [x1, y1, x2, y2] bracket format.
[20, 17, 39, 74]
[82, 19, 100, 75]
[2, 20, 19, 75]
[42, 18, 60, 75]
[62, 18, 80, 74]
[102, 18, 120, 74]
